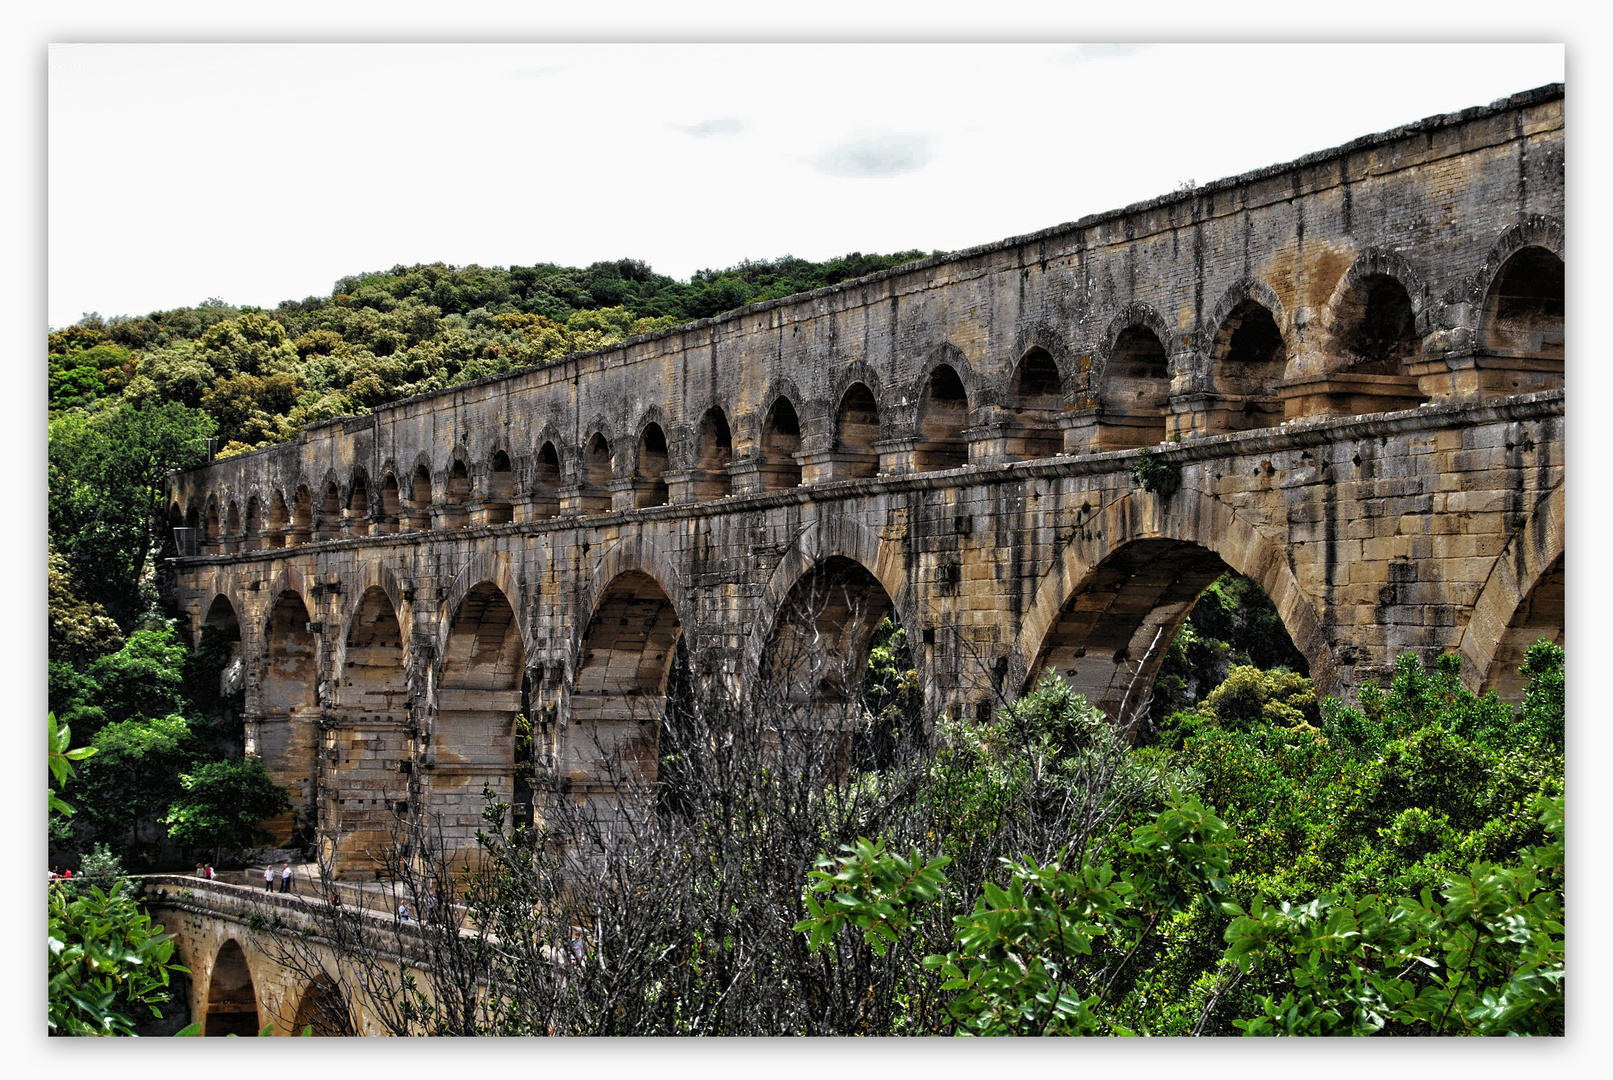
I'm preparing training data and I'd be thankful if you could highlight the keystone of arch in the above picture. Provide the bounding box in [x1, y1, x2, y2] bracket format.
[1012, 483, 1332, 696]
[1456, 481, 1564, 693]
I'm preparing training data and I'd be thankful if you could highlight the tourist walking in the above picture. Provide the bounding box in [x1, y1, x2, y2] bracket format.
[264, 864, 274, 891]
[398, 902, 410, 922]
[281, 862, 293, 893]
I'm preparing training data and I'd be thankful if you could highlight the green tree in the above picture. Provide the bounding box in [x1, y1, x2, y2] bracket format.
[162, 757, 292, 861]
[48, 401, 215, 628]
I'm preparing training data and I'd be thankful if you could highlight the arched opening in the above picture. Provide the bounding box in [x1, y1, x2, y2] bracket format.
[291, 976, 355, 1037]
[329, 586, 408, 877]
[1210, 300, 1287, 432]
[267, 490, 290, 548]
[763, 556, 898, 740]
[243, 496, 263, 551]
[410, 465, 434, 531]
[202, 595, 245, 737]
[1008, 350, 1064, 460]
[570, 572, 681, 813]
[532, 442, 562, 519]
[834, 383, 881, 480]
[760, 398, 803, 490]
[317, 482, 341, 541]
[1336, 275, 1419, 376]
[224, 501, 241, 553]
[444, 460, 471, 529]
[1481, 553, 1564, 702]
[484, 450, 515, 525]
[1028, 542, 1306, 738]
[635, 424, 670, 508]
[203, 503, 221, 555]
[292, 486, 314, 545]
[346, 476, 371, 538]
[260, 590, 318, 839]
[435, 583, 525, 858]
[1480, 246, 1564, 393]
[1098, 327, 1171, 450]
[915, 365, 969, 471]
[693, 407, 733, 500]
[580, 433, 614, 514]
[380, 473, 402, 534]
[204, 940, 260, 1037]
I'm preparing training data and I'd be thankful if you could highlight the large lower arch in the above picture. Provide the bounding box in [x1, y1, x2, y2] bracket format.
[759, 555, 897, 726]
[258, 590, 319, 840]
[1016, 486, 1329, 718]
[566, 569, 683, 812]
[1458, 483, 1565, 698]
[432, 582, 525, 862]
[327, 585, 410, 877]
[204, 939, 261, 1037]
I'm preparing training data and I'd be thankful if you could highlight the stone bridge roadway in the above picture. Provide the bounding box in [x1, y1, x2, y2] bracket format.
[141, 873, 425, 1036]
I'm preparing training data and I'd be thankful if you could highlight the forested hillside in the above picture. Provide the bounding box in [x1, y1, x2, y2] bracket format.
[48, 251, 935, 457]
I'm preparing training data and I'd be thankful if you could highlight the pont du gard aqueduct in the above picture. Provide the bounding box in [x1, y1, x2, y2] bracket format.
[163, 86, 1564, 901]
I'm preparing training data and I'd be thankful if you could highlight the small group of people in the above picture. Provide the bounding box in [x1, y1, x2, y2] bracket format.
[48, 867, 72, 880]
[263, 861, 295, 893]
[193, 863, 216, 879]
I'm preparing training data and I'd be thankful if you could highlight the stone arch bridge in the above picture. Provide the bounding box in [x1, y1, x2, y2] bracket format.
[166, 86, 1565, 875]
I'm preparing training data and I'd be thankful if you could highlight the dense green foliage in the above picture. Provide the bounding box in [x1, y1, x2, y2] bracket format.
[48, 713, 188, 1037]
[50, 250, 934, 457]
[792, 643, 1564, 1035]
[162, 757, 292, 858]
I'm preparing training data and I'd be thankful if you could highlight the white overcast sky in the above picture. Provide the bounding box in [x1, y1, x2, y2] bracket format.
[47, 41, 1564, 328]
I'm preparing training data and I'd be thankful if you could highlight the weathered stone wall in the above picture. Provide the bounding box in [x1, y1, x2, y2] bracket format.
[165, 86, 1566, 875]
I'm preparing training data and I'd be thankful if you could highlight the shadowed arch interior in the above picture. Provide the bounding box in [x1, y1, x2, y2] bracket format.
[444, 461, 471, 528]
[347, 476, 371, 537]
[1482, 247, 1564, 393]
[410, 465, 433, 530]
[1008, 349, 1064, 460]
[291, 976, 355, 1037]
[267, 490, 289, 548]
[694, 407, 734, 500]
[434, 583, 525, 854]
[834, 383, 881, 479]
[225, 501, 241, 550]
[1028, 540, 1302, 732]
[204, 503, 221, 553]
[1336, 274, 1419, 375]
[569, 571, 682, 794]
[915, 365, 969, 470]
[1211, 300, 1287, 432]
[636, 424, 670, 508]
[380, 473, 402, 533]
[581, 434, 613, 514]
[533, 442, 563, 518]
[1099, 327, 1170, 449]
[244, 496, 263, 550]
[764, 555, 895, 713]
[204, 940, 260, 1037]
[1481, 552, 1564, 701]
[292, 485, 313, 544]
[318, 482, 341, 540]
[761, 398, 803, 490]
[485, 450, 514, 525]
